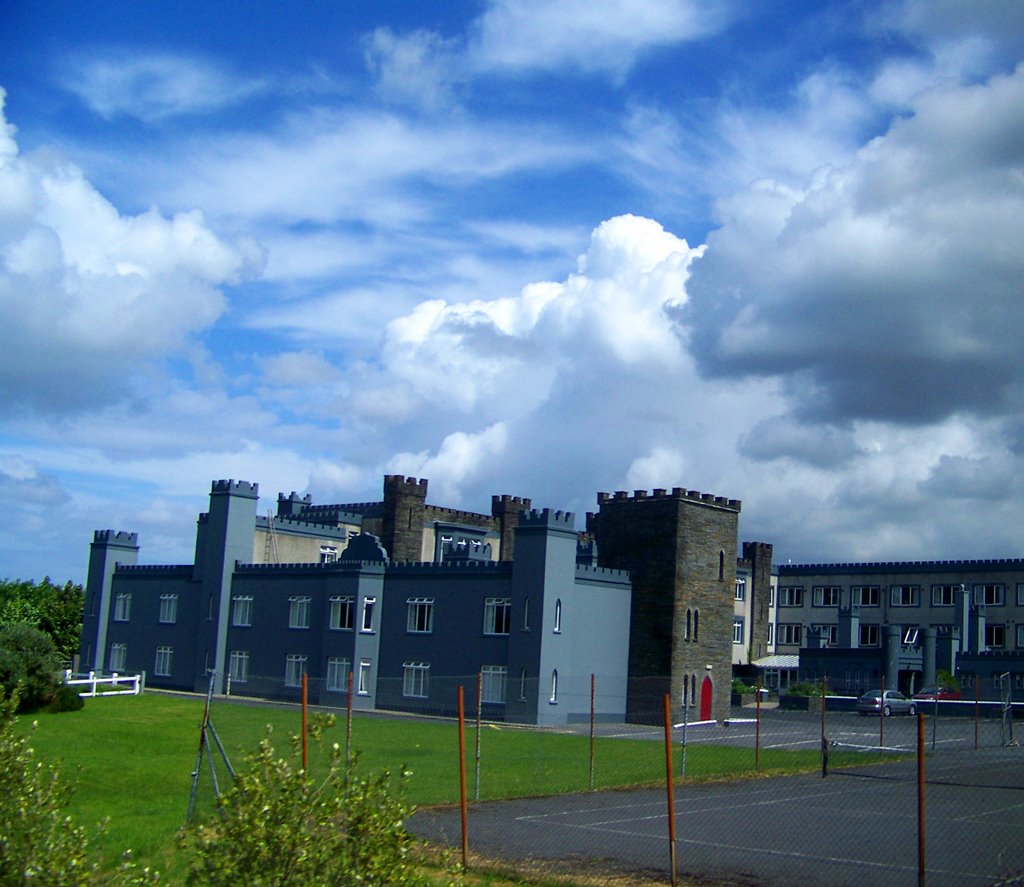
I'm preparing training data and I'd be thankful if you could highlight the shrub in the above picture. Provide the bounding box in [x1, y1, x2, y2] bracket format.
[183, 716, 439, 886]
[48, 684, 85, 713]
[732, 679, 756, 694]
[0, 623, 60, 711]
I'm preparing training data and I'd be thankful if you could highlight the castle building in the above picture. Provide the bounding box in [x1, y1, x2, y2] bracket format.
[80, 476, 767, 725]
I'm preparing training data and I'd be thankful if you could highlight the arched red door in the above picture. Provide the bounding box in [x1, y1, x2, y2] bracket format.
[700, 676, 713, 721]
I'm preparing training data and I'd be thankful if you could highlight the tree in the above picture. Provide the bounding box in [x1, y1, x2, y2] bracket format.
[0, 623, 60, 712]
[183, 718, 440, 886]
[0, 578, 85, 662]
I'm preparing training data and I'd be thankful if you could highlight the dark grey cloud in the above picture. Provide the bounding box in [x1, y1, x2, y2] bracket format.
[683, 65, 1024, 427]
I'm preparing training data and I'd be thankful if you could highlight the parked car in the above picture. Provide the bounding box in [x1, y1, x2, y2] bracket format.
[856, 689, 917, 717]
[912, 686, 961, 701]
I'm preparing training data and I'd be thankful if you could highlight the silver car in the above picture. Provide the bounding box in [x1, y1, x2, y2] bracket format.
[856, 689, 917, 717]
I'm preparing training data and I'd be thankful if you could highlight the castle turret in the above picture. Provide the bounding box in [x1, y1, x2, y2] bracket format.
[81, 530, 139, 671]
[381, 475, 428, 562]
[491, 493, 532, 560]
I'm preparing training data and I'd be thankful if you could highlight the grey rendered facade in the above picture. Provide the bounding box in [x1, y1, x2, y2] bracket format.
[774, 560, 1024, 700]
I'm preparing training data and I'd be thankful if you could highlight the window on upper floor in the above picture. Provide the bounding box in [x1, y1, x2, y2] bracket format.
[113, 592, 131, 622]
[902, 626, 920, 645]
[553, 599, 562, 633]
[812, 586, 840, 607]
[777, 623, 802, 645]
[813, 623, 838, 645]
[859, 624, 880, 647]
[932, 584, 959, 606]
[358, 659, 372, 695]
[289, 596, 311, 629]
[779, 587, 803, 607]
[851, 586, 880, 607]
[232, 595, 253, 627]
[890, 585, 919, 607]
[732, 618, 744, 644]
[734, 578, 746, 601]
[406, 598, 434, 633]
[320, 545, 338, 564]
[767, 623, 774, 645]
[158, 593, 178, 624]
[483, 598, 510, 635]
[361, 597, 376, 633]
[975, 584, 1005, 606]
[329, 595, 353, 630]
[549, 669, 558, 704]
[986, 624, 1006, 649]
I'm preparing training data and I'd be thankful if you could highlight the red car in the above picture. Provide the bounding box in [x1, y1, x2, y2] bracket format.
[912, 686, 961, 701]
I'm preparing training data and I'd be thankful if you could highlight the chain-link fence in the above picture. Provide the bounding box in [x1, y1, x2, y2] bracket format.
[186, 674, 1024, 886]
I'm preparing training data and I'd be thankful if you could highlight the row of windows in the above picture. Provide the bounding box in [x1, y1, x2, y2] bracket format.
[776, 583, 1023, 608]
[774, 621, 1023, 649]
[113, 593, 179, 624]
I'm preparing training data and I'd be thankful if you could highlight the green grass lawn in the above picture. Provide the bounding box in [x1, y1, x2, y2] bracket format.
[17, 692, 869, 879]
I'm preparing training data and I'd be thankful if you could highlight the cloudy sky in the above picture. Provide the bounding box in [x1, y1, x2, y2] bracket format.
[2, 1, 1023, 584]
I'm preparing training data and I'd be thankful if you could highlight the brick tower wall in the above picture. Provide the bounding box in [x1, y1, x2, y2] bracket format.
[741, 541, 774, 663]
[491, 494, 532, 560]
[381, 475, 428, 562]
[591, 488, 741, 723]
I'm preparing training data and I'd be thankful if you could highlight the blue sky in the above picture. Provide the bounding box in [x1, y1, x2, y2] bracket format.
[2, 1, 1023, 584]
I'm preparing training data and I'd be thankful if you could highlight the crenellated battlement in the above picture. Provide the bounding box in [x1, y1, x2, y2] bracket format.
[116, 564, 192, 575]
[236, 560, 374, 573]
[255, 515, 355, 538]
[425, 503, 495, 525]
[575, 564, 630, 581]
[780, 558, 1024, 575]
[92, 530, 138, 546]
[519, 507, 575, 528]
[383, 474, 429, 494]
[387, 560, 512, 574]
[596, 487, 741, 511]
[211, 479, 259, 497]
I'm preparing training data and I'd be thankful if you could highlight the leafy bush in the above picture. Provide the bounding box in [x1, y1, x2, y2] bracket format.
[48, 684, 85, 713]
[0, 623, 60, 711]
[0, 578, 85, 662]
[183, 716, 439, 886]
[732, 679, 756, 694]
[785, 681, 840, 697]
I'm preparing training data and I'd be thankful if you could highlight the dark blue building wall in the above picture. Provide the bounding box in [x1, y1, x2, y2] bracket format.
[376, 562, 513, 717]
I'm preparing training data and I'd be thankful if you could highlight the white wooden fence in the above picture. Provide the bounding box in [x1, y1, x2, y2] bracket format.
[63, 669, 146, 697]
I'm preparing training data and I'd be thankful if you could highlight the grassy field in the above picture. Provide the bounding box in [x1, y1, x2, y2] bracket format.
[17, 691, 862, 880]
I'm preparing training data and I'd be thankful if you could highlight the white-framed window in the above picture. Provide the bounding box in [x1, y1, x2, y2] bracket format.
[767, 623, 774, 644]
[113, 592, 131, 622]
[481, 665, 507, 703]
[483, 598, 511, 635]
[986, 624, 1006, 649]
[778, 624, 802, 645]
[519, 667, 528, 701]
[851, 586, 880, 607]
[778, 587, 803, 607]
[975, 584, 1005, 606]
[329, 595, 353, 630]
[402, 662, 429, 698]
[1017, 625, 1024, 649]
[890, 585, 919, 607]
[289, 596, 311, 629]
[553, 599, 562, 633]
[358, 659, 372, 695]
[932, 584, 958, 606]
[406, 598, 434, 633]
[734, 578, 746, 601]
[812, 586, 840, 607]
[326, 657, 350, 692]
[232, 595, 253, 627]
[732, 618, 744, 644]
[549, 669, 558, 704]
[154, 645, 173, 677]
[522, 597, 530, 631]
[109, 642, 127, 671]
[284, 653, 307, 687]
[320, 545, 338, 564]
[859, 624, 880, 646]
[229, 650, 249, 684]
[159, 593, 178, 624]
[361, 597, 376, 633]
[813, 623, 838, 645]
[768, 586, 776, 606]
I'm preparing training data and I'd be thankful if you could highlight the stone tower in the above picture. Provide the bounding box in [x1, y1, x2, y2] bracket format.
[381, 475, 429, 562]
[589, 487, 741, 723]
[742, 541, 774, 662]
